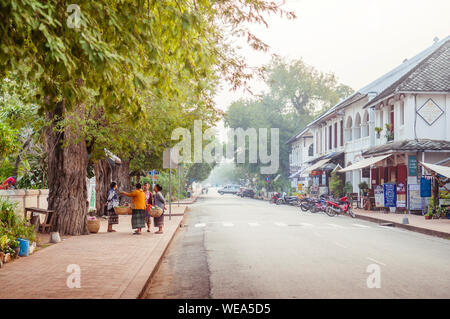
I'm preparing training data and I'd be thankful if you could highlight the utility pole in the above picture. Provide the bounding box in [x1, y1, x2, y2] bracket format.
[169, 148, 172, 221]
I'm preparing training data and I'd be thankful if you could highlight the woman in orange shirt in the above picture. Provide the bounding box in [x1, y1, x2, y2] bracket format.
[121, 183, 146, 235]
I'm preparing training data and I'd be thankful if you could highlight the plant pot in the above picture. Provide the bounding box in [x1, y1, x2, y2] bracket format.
[376, 132, 380, 139]
[87, 219, 101, 233]
[425, 215, 430, 220]
[4, 253, 11, 263]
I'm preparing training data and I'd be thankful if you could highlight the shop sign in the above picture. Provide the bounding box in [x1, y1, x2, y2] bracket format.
[407, 184, 422, 210]
[420, 176, 432, 197]
[384, 183, 397, 207]
[310, 170, 322, 176]
[374, 185, 384, 207]
[396, 182, 406, 208]
[297, 183, 302, 192]
[408, 155, 417, 176]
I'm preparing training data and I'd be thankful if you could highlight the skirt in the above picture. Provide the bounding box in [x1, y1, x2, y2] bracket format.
[108, 208, 119, 225]
[153, 213, 164, 228]
[131, 209, 146, 229]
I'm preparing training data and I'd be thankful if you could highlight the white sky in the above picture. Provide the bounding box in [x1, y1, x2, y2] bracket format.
[214, 0, 450, 112]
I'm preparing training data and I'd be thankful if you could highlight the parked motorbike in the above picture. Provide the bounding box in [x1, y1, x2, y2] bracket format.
[324, 196, 355, 218]
[311, 197, 328, 213]
[299, 197, 318, 212]
[271, 192, 281, 204]
[277, 194, 300, 206]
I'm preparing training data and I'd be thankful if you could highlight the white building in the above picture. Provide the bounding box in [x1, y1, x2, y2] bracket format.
[288, 36, 450, 209]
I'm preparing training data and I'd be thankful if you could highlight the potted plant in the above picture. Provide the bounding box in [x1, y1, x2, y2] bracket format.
[384, 123, 394, 141]
[374, 126, 382, 138]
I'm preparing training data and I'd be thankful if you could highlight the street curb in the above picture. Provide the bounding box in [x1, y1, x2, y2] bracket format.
[134, 207, 187, 299]
[116, 207, 186, 299]
[354, 213, 450, 240]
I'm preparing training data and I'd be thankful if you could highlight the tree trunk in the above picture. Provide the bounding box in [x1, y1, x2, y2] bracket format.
[117, 160, 132, 205]
[94, 159, 112, 217]
[46, 101, 89, 235]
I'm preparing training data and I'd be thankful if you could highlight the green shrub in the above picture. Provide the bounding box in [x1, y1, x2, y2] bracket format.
[329, 172, 344, 198]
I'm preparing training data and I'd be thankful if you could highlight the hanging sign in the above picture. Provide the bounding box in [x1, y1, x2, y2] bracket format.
[408, 156, 417, 176]
[396, 182, 406, 208]
[297, 183, 303, 192]
[420, 176, 432, 197]
[384, 183, 397, 207]
[374, 185, 384, 207]
[407, 184, 422, 210]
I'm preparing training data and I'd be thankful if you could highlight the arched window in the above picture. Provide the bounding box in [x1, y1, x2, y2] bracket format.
[345, 116, 353, 142]
[354, 112, 361, 139]
[362, 110, 369, 137]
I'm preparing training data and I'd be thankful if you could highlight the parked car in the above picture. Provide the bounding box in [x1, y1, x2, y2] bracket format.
[241, 188, 255, 198]
[218, 184, 240, 195]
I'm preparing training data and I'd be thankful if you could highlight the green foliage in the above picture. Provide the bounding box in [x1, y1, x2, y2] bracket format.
[225, 58, 353, 181]
[0, 197, 36, 254]
[344, 182, 353, 195]
[358, 181, 369, 194]
[329, 172, 344, 198]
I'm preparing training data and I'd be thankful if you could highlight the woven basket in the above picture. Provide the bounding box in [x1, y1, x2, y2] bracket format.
[148, 206, 163, 218]
[114, 206, 132, 215]
[87, 219, 100, 233]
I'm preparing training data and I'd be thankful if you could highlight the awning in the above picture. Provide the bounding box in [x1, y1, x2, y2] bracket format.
[338, 154, 391, 172]
[301, 158, 331, 176]
[420, 162, 450, 179]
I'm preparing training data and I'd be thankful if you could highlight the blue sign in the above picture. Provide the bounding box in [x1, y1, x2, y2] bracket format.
[265, 176, 270, 183]
[384, 183, 397, 207]
[420, 176, 432, 197]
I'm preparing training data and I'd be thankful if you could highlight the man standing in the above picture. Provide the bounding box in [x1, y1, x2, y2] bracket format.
[121, 183, 146, 235]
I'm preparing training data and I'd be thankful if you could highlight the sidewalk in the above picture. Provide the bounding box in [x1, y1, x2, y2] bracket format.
[0, 206, 186, 299]
[354, 208, 450, 239]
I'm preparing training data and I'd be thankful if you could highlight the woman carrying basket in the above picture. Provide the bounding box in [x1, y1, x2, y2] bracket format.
[105, 182, 119, 232]
[153, 184, 166, 234]
[121, 183, 146, 235]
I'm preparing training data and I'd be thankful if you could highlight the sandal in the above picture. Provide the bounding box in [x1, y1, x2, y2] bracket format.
[108, 230, 116, 232]
[155, 231, 163, 234]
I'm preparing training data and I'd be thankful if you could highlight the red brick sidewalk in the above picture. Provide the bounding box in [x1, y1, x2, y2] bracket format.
[354, 209, 450, 239]
[0, 206, 186, 299]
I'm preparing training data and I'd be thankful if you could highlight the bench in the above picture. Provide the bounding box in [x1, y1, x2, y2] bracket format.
[24, 207, 57, 233]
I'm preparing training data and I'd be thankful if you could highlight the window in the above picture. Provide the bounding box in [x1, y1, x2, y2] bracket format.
[334, 123, 337, 148]
[380, 110, 383, 127]
[340, 120, 343, 146]
[308, 143, 313, 156]
[400, 101, 405, 125]
[329, 125, 332, 150]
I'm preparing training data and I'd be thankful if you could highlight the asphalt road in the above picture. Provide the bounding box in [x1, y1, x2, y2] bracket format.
[143, 188, 450, 299]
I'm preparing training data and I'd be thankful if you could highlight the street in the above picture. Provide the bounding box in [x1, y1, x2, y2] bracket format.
[144, 188, 450, 299]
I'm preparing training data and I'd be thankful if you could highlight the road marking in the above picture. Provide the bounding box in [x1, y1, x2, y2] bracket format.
[248, 222, 260, 227]
[300, 222, 313, 227]
[274, 222, 287, 227]
[333, 242, 348, 249]
[352, 223, 370, 228]
[194, 223, 206, 228]
[222, 222, 234, 227]
[366, 257, 386, 266]
[326, 223, 344, 228]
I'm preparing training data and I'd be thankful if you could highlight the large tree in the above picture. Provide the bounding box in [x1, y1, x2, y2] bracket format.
[0, 0, 294, 234]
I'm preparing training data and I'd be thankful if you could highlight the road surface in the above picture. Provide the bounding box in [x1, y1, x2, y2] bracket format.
[143, 189, 450, 299]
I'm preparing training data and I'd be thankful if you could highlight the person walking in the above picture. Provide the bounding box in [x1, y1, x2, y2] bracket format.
[105, 182, 120, 232]
[143, 182, 153, 233]
[153, 184, 166, 234]
[121, 183, 146, 235]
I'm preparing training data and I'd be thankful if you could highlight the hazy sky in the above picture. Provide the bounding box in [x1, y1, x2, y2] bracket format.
[214, 0, 450, 111]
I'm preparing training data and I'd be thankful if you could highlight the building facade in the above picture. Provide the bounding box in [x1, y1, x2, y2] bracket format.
[287, 36, 450, 211]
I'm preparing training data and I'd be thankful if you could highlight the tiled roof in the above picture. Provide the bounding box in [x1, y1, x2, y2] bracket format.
[363, 139, 450, 156]
[366, 37, 450, 107]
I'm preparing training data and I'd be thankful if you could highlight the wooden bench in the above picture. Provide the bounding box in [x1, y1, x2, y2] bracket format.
[24, 207, 57, 233]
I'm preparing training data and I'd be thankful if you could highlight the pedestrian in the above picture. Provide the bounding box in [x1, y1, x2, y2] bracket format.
[105, 182, 119, 232]
[143, 182, 153, 233]
[153, 184, 166, 234]
[121, 183, 146, 235]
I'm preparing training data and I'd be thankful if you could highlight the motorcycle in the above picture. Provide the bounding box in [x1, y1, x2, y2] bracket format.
[311, 197, 328, 213]
[299, 197, 318, 212]
[324, 196, 355, 218]
[277, 194, 300, 206]
[271, 192, 281, 204]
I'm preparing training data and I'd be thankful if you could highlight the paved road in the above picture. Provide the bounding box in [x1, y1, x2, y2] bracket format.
[143, 189, 450, 299]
